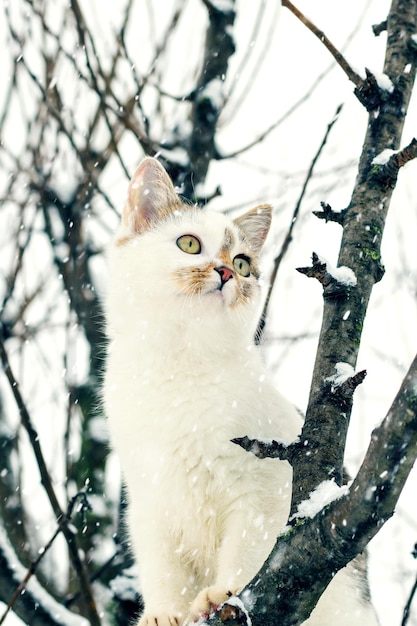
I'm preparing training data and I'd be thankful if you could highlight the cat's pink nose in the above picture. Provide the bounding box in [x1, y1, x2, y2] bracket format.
[215, 266, 233, 285]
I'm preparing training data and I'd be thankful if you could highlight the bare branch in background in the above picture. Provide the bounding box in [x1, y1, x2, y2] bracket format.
[281, 0, 363, 86]
[0, 336, 101, 626]
[182, 0, 236, 199]
[0, 523, 88, 626]
[0, 493, 91, 626]
[403, 555, 417, 626]
[256, 104, 343, 343]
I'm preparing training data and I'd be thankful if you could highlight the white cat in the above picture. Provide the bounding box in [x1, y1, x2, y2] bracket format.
[104, 157, 378, 626]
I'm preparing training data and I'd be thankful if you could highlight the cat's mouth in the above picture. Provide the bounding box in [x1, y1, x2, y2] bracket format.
[174, 265, 236, 306]
[214, 266, 234, 288]
[207, 280, 234, 305]
[204, 266, 236, 306]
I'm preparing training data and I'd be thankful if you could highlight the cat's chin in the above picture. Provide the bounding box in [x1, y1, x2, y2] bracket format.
[204, 285, 235, 308]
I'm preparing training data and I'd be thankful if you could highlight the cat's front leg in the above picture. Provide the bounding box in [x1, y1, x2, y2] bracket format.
[188, 586, 237, 623]
[188, 514, 262, 621]
[133, 522, 191, 626]
[188, 505, 277, 623]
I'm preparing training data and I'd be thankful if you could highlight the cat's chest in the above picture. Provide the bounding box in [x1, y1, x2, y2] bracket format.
[108, 343, 268, 429]
[105, 335, 300, 474]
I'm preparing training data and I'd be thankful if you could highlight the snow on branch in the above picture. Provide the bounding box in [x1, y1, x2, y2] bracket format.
[326, 362, 367, 398]
[296, 252, 357, 296]
[353, 67, 390, 111]
[291, 479, 349, 521]
[371, 138, 417, 188]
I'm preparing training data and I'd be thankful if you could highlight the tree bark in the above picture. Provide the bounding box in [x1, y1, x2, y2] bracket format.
[291, 0, 417, 512]
[239, 353, 417, 626]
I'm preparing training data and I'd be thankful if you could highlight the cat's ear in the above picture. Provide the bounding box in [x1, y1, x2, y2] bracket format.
[122, 157, 182, 234]
[234, 204, 272, 253]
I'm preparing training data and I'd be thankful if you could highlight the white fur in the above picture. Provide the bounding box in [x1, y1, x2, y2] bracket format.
[104, 163, 378, 626]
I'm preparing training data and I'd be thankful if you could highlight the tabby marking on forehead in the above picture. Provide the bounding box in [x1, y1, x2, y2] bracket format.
[215, 227, 234, 267]
[115, 233, 133, 247]
[222, 228, 235, 251]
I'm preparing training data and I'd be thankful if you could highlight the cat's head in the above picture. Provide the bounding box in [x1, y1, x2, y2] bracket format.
[109, 157, 271, 336]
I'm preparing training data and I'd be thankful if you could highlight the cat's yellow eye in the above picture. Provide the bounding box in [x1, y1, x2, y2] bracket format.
[233, 254, 251, 277]
[176, 235, 201, 255]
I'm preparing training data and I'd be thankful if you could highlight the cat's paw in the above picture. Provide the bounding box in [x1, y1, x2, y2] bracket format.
[138, 612, 183, 626]
[188, 586, 235, 622]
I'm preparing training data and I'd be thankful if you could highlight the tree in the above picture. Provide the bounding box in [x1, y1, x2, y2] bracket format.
[0, 0, 416, 625]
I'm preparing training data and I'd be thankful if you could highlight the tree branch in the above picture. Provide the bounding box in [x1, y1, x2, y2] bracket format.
[281, 0, 363, 87]
[402, 562, 417, 626]
[296, 252, 359, 296]
[211, 353, 417, 626]
[282, 0, 391, 111]
[182, 0, 236, 199]
[69, 0, 131, 179]
[372, 20, 388, 37]
[0, 493, 89, 625]
[291, 0, 417, 515]
[372, 137, 417, 189]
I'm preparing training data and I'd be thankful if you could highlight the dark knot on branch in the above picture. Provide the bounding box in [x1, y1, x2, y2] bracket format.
[231, 435, 298, 464]
[312, 201, 346, 225]
[354, 68, 387, 111]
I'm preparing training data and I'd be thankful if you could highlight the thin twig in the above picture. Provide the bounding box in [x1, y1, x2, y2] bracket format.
[282, 0, 385, 111]
[223, 0, 276, 119]
[223, 3, 371, 159]
[69, 0, 130, 179]
[402, 574, 417, 626]
[255, 104, 343, 342]
[281, 0, 363, 87]
[3, 5, 117, 214]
